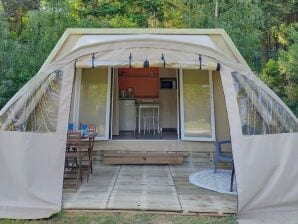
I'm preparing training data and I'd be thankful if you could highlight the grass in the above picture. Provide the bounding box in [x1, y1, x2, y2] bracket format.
[0, 211, 237, 224]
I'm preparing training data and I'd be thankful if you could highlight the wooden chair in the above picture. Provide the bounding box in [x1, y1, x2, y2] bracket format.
[80, 124, 97, 174]
[64, 131, 91, 188]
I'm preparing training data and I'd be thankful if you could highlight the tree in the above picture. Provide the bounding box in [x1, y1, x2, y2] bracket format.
[78, 0, 179, 28]
[181, 1, 264, 70]
[0, 1, 109, 109]
[217, 1, 264, 69]
[0, 15, 17, 107]
[259, 0, 298, 64]
[260, 24, 298, 115]
[0, 0, 40, 36]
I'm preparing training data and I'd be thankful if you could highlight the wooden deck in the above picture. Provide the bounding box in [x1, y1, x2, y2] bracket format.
[62, 155, 237, 214]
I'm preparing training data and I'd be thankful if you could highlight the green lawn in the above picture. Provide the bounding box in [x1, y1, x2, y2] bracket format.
[0, 211, 237, 224]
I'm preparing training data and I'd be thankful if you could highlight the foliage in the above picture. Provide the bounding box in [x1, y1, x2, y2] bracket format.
[75, 0, 181, 28]
[1, 0, 40, 36]
[0, 2, 110, 109]
[181, 1, 264, 70]
[215, 2, 264, 68]
[260, 0, 297, 49]
[260, 24, 298, 115]
[0, 16, 17, 107]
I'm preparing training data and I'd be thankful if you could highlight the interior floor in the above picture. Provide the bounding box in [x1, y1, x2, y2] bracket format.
[62, 162, 237, 213]
[112, 130, 178, 140]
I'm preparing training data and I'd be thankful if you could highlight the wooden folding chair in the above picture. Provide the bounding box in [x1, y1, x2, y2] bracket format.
[64, 131, 91, 189]
[80, 124, 97, 173]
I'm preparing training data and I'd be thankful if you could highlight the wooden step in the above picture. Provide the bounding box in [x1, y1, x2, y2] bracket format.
[103, 152, 185, 165]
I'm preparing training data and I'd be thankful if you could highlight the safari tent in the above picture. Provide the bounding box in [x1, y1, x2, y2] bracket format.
[0, 29, 297, 224]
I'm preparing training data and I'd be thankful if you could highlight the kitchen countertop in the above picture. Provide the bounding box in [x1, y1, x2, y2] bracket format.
[119, 98, 137, 100]
[119, 97, 160, 103]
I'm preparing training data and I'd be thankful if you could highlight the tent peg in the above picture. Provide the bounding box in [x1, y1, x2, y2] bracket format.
[199, 54, 202, 70]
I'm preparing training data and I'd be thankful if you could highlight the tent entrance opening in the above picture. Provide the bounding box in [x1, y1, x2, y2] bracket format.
[111, 68, 179, 140]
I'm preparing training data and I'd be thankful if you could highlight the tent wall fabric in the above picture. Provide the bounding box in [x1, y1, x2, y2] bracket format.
[220, 65, 298, 223]
[0, 29, 297, 222]
[0, 63, 75, 218]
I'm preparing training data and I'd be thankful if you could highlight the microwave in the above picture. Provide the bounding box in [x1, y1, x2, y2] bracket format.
[160, 78, 177, 89]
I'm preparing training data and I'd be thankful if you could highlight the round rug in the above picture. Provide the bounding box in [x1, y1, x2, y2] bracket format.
[189, 169, 237, 195]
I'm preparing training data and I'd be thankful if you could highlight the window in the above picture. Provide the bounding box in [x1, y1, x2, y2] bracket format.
[180, 69, 215, 141]
[232, 72, 297, 135]
[78, 68, 110, 138]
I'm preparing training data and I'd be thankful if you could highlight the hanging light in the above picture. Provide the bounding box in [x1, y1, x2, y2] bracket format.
[144, 59, 150, 68]
[129, 53, 132, 68]
[161, 53, 166, 67]
[92, 53, 95, 68]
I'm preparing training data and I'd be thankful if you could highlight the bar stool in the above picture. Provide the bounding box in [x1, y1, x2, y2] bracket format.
[143, 115, 155, 134]
[142, 107, 159, 135]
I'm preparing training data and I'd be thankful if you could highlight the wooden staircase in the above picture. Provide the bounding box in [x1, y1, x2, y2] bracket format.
[103, 151, 187, 165]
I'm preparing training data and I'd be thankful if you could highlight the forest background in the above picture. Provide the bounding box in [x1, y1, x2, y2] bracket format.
[0, 0, 297, 115]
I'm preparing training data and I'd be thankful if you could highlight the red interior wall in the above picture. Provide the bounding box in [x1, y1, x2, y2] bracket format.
[118, 68, 159, 98]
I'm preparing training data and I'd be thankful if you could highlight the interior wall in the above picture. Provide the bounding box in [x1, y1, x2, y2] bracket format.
[213, 71, 231, 141]
[159, 68, 176, 78]
[112, 68, 119, 135]
[159, 68, 177, 129]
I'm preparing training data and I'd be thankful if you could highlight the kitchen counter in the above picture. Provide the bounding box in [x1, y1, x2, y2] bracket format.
[119, 98, 137, 100]
[119, 98, 160, 104]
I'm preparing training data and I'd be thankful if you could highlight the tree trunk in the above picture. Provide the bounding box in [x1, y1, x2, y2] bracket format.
[215, 0, 219, 18]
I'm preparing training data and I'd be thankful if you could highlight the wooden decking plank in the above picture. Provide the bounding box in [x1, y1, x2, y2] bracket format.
[103, 157, 183, 165]
[106, 164, 181, 211]
[169, 164, 236, 214]
[105, 165, 122, 209]
[62, 165, 120, 209]
[63, 155, 237, 214]
[103, 151, 185, 165]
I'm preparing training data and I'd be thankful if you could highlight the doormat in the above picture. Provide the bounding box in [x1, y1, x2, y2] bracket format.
[189, 169, 237, 195]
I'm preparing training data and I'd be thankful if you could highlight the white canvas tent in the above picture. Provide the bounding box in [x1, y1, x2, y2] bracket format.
[0, 29, 297, 223]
